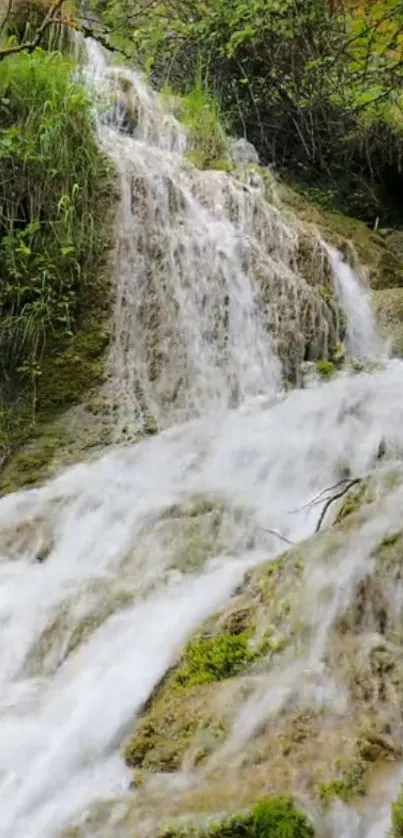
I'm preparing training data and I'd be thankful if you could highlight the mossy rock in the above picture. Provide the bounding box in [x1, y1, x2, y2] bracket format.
[123, 552, 303, 778]
[124, 627, 264, 772]
[124, 682, 227, 772]
[117, 493, 403, 823]
[317, 758, 367, 804]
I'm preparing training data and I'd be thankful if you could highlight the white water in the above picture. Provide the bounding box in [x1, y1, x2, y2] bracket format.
[0, 39, 400, 838]
[329, 246, 382, 360]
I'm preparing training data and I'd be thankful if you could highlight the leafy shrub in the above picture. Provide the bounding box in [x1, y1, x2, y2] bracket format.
[163, 797, 314, 838]
[180, 81, 229, 169]
[315, 360, 337, 380]
[99, 0, 403, 224]
[0, 48, 111, 400]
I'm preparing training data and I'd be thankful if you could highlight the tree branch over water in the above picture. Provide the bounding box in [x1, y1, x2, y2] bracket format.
[0, 0, 66, 60]
[0, 0, 132, 62]
[315, 478, 362, 533]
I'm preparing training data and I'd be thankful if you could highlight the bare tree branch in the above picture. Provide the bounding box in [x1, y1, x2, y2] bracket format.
[80, 22, 131, 58]
[315, 478, 362, 533]
[0, 0, 66, 61]
[0, 0, 13, 37]
[261, 527, 294, 546]
[288, 478, 354, 514]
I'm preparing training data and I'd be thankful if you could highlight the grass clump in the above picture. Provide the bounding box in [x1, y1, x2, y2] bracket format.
[0, 49, 111, 384]
[318, 760, 366, 805]
[162, 797, 314, 838]
[0, 47, 114, 472]
[173, 631, 256, 689]
[181, 82, 230, 170]
[391, 787, 403, 837]
[315, 360, 337, 380]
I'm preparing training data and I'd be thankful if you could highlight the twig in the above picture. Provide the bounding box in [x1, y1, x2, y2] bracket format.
[80, 23, 132, 58]
[315, 478, 362, 533]
[261, 527, 294, 546]
[288, 478, 354, 514]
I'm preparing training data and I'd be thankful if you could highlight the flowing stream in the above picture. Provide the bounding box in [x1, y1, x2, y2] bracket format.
[0, 39, 402, 838]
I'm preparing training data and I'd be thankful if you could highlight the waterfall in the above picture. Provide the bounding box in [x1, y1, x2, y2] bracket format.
[328, 246, 383, 361]
[84, 40, 349, 437]
[0, 39, 401, 838]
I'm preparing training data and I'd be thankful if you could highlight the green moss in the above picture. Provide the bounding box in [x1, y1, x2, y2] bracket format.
[124, 682, 226, 771]
[1, 437, 61, 489]
[180, 84, 230, 170]
[124, 617, 268, 772]
[162, 797, 314, 838]
[372, 529, 403, 573]
[391, 787, 403, 837]
[187, 150, 234, 172]
[315, 359, 337, 380]
[318, 759, 366, 804]
[174, 631, 257, 689]
[123, 551, 302, 779]
[0, 277, 113, 493]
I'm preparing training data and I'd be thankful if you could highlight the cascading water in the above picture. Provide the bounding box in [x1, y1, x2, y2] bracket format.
[84, 40, 349, 437]
[0, 38, 401, 838]
[328, 246, 383, 361]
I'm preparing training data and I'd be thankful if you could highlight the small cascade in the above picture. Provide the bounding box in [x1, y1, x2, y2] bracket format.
[0, 36, 402, 838]
[83, 40, 345, 439]
[328, 246, 383, 361]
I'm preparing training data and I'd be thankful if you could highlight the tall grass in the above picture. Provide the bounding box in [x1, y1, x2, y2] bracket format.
[0, 48, 111, 392]
[180, 76, 230, 170]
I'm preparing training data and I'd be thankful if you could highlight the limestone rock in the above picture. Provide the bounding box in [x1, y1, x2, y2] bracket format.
[372, 288, 403, 357]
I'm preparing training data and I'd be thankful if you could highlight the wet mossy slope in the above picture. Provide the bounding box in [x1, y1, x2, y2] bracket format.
[0, 45, 117, 494]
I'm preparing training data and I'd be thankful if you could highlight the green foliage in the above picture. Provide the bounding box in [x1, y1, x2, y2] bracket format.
[180, 79, 230, 169]
[99, 0, 403, 224]
[0, 48, 111, 403]
[315, 360, 337, 380]
[163, 797, 314, 838]
[391, 786, 403, 837]
[251, 798, 314, 838]
[174, 631, 256, 688]
[318, 760, 366, 805]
